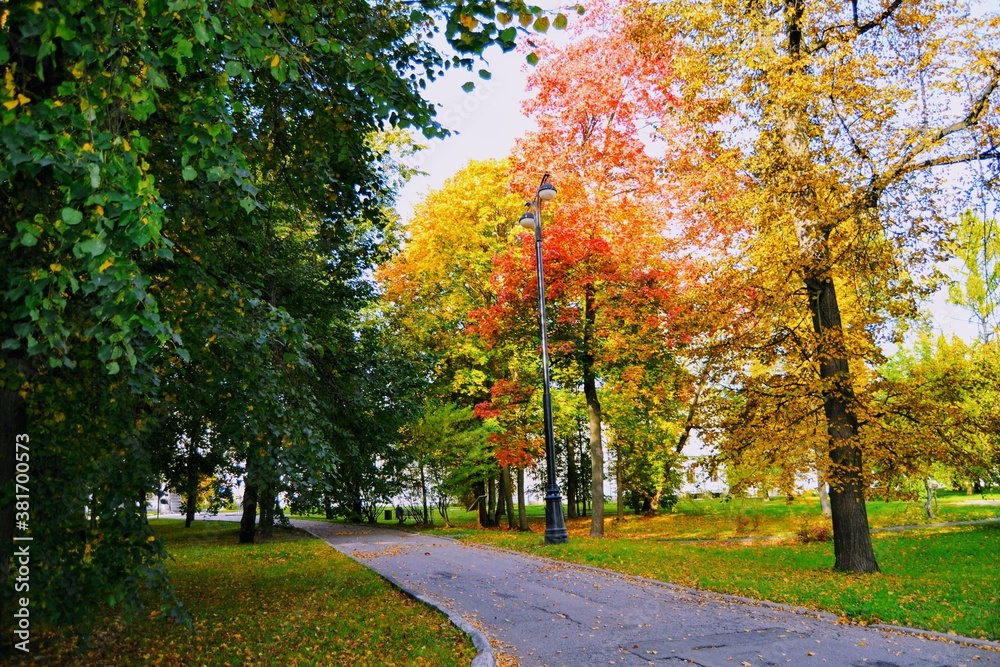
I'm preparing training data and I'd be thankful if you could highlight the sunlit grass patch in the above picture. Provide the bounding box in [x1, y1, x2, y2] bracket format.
[11, 520, 475, 666]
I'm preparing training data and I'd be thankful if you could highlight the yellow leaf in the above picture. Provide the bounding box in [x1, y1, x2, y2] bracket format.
[49, 263, 62, 272]
[99, 257, 114, 272]
[95, 205, 105, 216]
[270, 54, 280, 68]
[2, 99, 18, 110]
[270, 8, 286, 23]
[17, 93, 29, 105]
[123, 138, 131, 152]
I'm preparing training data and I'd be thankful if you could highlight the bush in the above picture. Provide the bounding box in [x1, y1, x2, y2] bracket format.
[796, 520, 832, 543]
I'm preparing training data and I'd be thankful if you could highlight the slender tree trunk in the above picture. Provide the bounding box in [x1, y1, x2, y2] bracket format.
[924, 478, 935, 519]
[184, 436, 200, 528]
[615, 436, 624, 521]
[420, 464, 429, 525]
[808, 278, 879, 573]
[501, 465, 515, 529]
[517, 466, 529, 531]
[819, 480, 832, 518]
[583, 287, 604, 537]
[473, 479, 488, 528]
[566, 435, 578, 519]
[487, 474, 496, 526]
[323, 493, 334, 520]
[239, 478, 258, 544]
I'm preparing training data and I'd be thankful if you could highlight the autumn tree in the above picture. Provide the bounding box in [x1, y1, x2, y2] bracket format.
[646, 0, 1000, 571]
[949, 211, 1000, 343]
[492, 0, 686, 536]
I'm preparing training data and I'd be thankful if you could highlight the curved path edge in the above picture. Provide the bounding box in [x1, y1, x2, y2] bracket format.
[408, 527, 1000, 654]
[294, 522, 496, 667]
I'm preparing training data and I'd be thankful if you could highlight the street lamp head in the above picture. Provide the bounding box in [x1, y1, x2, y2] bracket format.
[537, 182, 557, 201]
[519, 211, 536, 229]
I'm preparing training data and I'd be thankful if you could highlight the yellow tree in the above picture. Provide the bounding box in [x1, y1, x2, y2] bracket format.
[646, 0, 1000, 572]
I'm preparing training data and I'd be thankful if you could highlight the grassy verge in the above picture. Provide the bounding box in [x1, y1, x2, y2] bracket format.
[11, 520, 475, 666]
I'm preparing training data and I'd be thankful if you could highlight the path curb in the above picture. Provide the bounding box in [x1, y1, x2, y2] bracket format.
[294, 523, 496, 667]
[407, 528, 1000, 654]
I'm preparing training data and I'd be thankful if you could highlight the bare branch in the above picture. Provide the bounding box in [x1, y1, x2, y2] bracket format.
[870, 65, 1000, 198]
[807, 0, 903, 55]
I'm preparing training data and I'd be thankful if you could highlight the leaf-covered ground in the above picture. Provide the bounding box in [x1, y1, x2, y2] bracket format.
[413, 493, 1000, 641]
[10, 520, 475, 666]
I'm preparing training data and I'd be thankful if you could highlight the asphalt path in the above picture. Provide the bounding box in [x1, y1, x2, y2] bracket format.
[272, 519, 1000, 667]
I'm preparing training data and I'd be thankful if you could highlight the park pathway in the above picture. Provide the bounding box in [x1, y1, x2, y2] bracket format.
[287, 519, 1000, 667]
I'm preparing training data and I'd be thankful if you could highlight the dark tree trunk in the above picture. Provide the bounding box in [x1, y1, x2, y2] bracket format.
[808, 277, 879, 573]
[615, 437, 624, 521]
[420, 464, 430, 525]
[566, 435, 578, 519]
[517, 466, 529, 531]
[259, 482, 274, 539]
[487, 474, 496, 526]
[499, 465, 515, 529]
[583, 286, 604, 537]
[183, 441, 200, 528]
[239, 479, 258, 544]
[323, 493, 334, 520]
[473, 479, 488, 528]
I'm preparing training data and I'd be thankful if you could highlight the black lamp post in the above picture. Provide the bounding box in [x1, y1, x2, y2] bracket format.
[519, 173, 569, 545]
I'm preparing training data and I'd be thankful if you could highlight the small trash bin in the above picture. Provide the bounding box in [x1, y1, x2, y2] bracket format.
[385, 509, 393, 521]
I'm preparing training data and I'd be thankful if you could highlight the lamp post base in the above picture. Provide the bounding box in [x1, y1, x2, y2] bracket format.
[543, 486, 569, 544]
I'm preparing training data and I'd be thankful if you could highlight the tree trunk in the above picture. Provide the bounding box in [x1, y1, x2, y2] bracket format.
[819, 480, 832, 518]
[583, 286, 604, 537]
[924, 478, 935, 519]
[566, 435, 578, 519]
[323, 493, 334, 520]
[615, 436, 624, 522]
[239, 478, 258, 544]
[259, 482, 273, 539]
[420, 464, 430, 525]
[501, 465, 516, 529]
[473, 479, 488, 528]
[184, 435, 200, 528]
[487, 474, 496, 526]
[517, 466, 529, 531]
[808, 277, 879, 573]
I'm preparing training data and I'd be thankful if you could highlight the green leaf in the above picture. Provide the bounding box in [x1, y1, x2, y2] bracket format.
[225, 60, 243, 76]
[478, 69, 492, 80]
[107, 361, 120, 375]
[193, 22, 210, 45]
[20, 232, 37, 247]
[526, 52, 540, 66]
[182, 166, 197, 181]
[553, 13, 568, 30]
[176, 348, 191, 363]
[240, 196, 256, 213]
[533, 16, 550, 33]
[78, 237, 106, 257]
[176, 38, 194, 58]
[61, 208, 84, 225]
[461, 81, 475, 92]
[0, 45, 9, 65]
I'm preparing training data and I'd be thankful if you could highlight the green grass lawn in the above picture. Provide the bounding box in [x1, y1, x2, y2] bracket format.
[12, 520, 475, 666]
[393, 491, 1000, 641]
